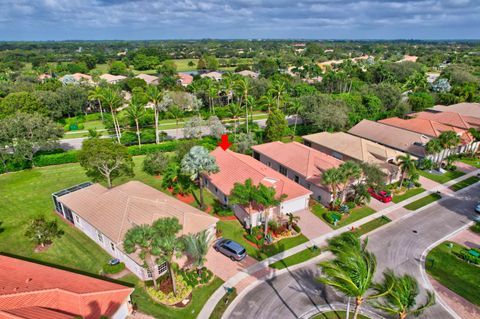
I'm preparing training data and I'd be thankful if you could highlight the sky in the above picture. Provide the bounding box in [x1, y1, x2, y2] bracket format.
[0, 0, 479, 41]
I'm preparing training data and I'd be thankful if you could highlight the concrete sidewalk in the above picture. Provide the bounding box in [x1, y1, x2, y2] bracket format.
[197, 167, 480, 319]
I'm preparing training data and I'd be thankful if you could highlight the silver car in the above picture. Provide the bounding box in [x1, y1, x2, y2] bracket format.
[214, 238, 247, 261]
[475, 202, 480, 214]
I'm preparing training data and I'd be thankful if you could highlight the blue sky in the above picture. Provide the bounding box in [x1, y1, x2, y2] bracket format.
[0, 0, 479, 40]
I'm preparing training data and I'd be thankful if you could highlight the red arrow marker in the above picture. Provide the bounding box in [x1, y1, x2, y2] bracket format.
[218, 134, 232, 151]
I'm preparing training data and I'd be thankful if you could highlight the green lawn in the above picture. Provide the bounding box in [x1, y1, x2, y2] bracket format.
[459, 157, 480, 169]
[403, 193, 442, 211]
[210, 288, 237, 319]
[121, 274, 224, 319]
[426, 241, 480, 306]
[449, 176, 480, 192]
[313, 205, 376, 230]
[352, 216, 392, 237]
[82, 120, 106, 130]
[270, 246, 322, 270]
[216, 220, 309, 261]
[418, 169, 465, 184]
[311, 311, 370, 319]
[392, 187, 425, 203]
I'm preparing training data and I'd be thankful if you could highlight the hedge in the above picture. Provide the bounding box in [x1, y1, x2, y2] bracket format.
[127, 141, 178, 155]
[33, 151, 80, 166]
[102, 262, 126, 274]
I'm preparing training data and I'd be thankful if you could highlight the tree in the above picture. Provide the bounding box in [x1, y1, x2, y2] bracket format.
[123, 217, 183, 294]
[183, 230, 211, 272]
[338, 161, 362, 201]
[321, 167, 343, 204]
[299, 95, 348, 132]
[78, 138, 134, 188]
[408, 92, 434, 112]
[166, 105, 184, 137]
[208, 116, 226, 139]
[256, 182, 284, 238]
[109, 61, 128, 75]
[318, 232, 377, 319]
[102, 88, 123, 142]
[181, 146, 219, 209]
[183, 116, 205, 139]
[0, 112, 63, 163]
[88, 86, 105, 120]
[0, 92, 47, 118]
[268, 80, 287, 110]
[287, 99, 303, 135]
[235, 132, 256, 154]
[360, 162, 386, 190]
[438, 131, 461, 159]
[370, 269, 435, 319]
[425, 139, 442, 166]
[397, 154, 417, 188]
[126, 96, 146, 147]
[161, 162, 194, 195]
[146, 86, 165, 144]
[227, 102, 242, 139]
[235, 77, 251, 133]
[197, 58, 207, 70]
[25, 216, 64, 248]
[143, 152, 170, 176]
[56, 86, 89, 117]
[264, 108, 288, 142]
[285, 213, 300, 231]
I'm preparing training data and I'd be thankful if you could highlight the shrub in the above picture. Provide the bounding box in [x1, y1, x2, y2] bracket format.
[345, 201, 356, 210]
[120, 131, 138, 145]
[470, 222, 480, 234]
[102, 262, 125, 274]
[85, 113, 102, 121]
[33, 151, 79, 166]
[146, 274, 192, 305]
[324, 212, 342, 225]
[459, 249, 480, 264]
[143, 152, 171, 175]
[292, 224, 301, 233]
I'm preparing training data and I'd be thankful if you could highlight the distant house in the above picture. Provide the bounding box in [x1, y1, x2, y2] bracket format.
[411, 111, 480, 130]
[100, 74, 127, 84]
[177, 72, 193, 86]
[60, 73, 93, 85]
[397, 55, 418, 63]
[429, 102, 480, 119]
[205, 148, 312, 228]
[38, 73, 51, 81]
[237, 70, 259, 78]
[52, 181, 218, 281]
[135, 73, 158, 85]
[201, 71, 222, 81]
[0, 255, 133, 319]
[426, 72, 440, 84]
[252, 142, 344, 205]
[303, 132, 405, 184]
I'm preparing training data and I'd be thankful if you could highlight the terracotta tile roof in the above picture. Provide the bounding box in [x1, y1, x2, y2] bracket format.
[177, 73, 193, 85]
[252, 142, 343, 187]
[99, 74, 127, 83]
[430, 103, 480, 119]
[413, 110, 480, 129]
[207, 148, 312, 203]
[0, 255, 132, 319]
[348, 120, 430, 157]
[58, 181, 218, 245]
[134, 73, 158, 84]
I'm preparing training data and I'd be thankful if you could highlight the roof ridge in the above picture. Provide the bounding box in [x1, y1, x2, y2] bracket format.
[117, 196, 131, 242]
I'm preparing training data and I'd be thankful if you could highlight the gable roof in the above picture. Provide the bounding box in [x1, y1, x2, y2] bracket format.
[237, 70, 259, 78]
[0, 255, 132, 319]
[99, 74, 127, 83]
[207, 148, 311, 203]
[134, 73, 158, 84]
[252, 142, 343, 187]
[348, 120, 430, 157]
[411, 111, 480, 130]
[57, 181, 218, 245]
[177, 73, 193, 85]
[430, 102, 480, 119]
[200, 72, 222, 80]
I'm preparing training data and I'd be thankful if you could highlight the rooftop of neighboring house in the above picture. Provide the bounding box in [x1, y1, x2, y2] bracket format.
[348, 120, 430, 157]
[134, 73, 158, 84]
[236, 70, 259, 78]
[411, 111, 480, 130]
[99, 73, 127, 83]
[207, 148, 312, 208]
[60, 73, 92, 83]
[378, 117, 472, 143]
[0, 255, 133, 319]
[252, 141, 343, 187]
[200, 71, 222, 80]
[397, 55, 418, 62]
[177, 72, 193, 85]
[56, 181, 218, 246]
[429, 102, 480, 119]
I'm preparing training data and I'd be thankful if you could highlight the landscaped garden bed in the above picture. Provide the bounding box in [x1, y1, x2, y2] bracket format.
[312, 203, 376, 229]
[403, 193, 442, 210]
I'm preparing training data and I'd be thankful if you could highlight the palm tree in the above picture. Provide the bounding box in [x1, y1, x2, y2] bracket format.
[126, 96, 146, 147]
[166, 105, 184, 137]
[183, 230, 211, 273]
[222, 73, 235, 104]
[227, 102, 242, 140]
[397, 154, 417, 189]
[146, 86, 164, 144]
[102, 88, 123, 143]
[285, 212, 300, 231]
[425, 138, 443, 166]
[352, 183, 371, 206]
[322, 167, 343, 205]
[235, 77, 251, 134]
[259, 94, 276, 114]
[370, 269, 435, 319]
[207, 81, 218, 115]
[181, 146, 219, 209]
[287, 99, 303, 136]
[438, 131, 461, 164]
[339, 161, 362, 203]
[269, 80, 287, 111]
[318, 232, 377, 319]
[256, 183, 284, 238]
[88, 86, 105, 120]
[229, 178, 258, 215]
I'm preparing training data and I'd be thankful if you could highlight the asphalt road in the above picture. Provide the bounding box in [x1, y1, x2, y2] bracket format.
[227, 184, 480, 319]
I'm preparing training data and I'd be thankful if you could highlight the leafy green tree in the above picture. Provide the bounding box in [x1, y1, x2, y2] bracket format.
[78, 138, 134, 188]
[299, 95, 348, 132]
[425, 138, 442, 166]
[318, 232, 377, 319]
[126, 96, 146, 147]
[268, 80, 287, 110]
[321, 167, 343, 204]
[183, 230, 211, 272]
[264, 108, 288, 142]
[197, 58, 207, 70]
[183, 116, 205, 139]
[109, 61, 128, 75]
[235, 132, 257, 154]
[161, 162, 194, 195]
[143, 152, 170, 176]
[133, 54, 159, 71]
[0, 92, 47, 118]
[205, 55, 219, 70]
[370, 269, 435, 319]
[123, 217, 183, 294]
[157, 60, 177, 77]
[208, 116, 226, 139]
[408, 92, 434, 112]
[360, 162, 386, 190]
[25, 216, 64, 248]
[235, 77, 251, 133]
[339, 161, 362, 200]
[181, 146, 219, 209]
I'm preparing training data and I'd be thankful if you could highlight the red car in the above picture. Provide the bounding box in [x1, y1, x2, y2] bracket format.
[368, 188, 392, 203]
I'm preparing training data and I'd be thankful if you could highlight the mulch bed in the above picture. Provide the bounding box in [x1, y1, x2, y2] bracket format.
[216, 215, 237, 221]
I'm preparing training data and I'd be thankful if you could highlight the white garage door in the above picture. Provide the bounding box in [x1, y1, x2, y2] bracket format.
[281, 196, 309, 214]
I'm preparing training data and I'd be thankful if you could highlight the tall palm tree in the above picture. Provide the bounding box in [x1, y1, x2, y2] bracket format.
[425, 138, 442, 166]
[222, 73, 235, 104]
[183, 230, 211, 273]
[227, 102, 242, 140]
[396, 154, 417, 189]
[438, 131, 461, 163]
[339, 161, 362, 203]
[285, 212, 300, 230]
[146, 86, 164, 144]
[269, 80, 287, 111]
[206, 81, 218, 115]
[235, 77, 251, 134]
[370, 269, 435, 319]
[318, 232, 377, 319]
[287, 99, 303, 136]
[126, 96, 146, 147]
[102, 88, 123, 143]
[88, 86, 105, 120]
[322, 167, 343, 204]
[229, 178, 258, 216]
[256, 183, 285, 238]
[166, 105, 184, 137]
[259, 94, 276, 114]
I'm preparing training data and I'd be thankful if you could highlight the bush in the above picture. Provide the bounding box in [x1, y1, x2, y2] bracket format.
[143, 152, 171, 175]
[85, 113, 102, 121]
[324, 212, 342, 225]
[345, 201, 356, 210]
[459, 249, 480, 264]
[292, 224, 301, 233]
[146, 274, 192, 305]
[33, 151, 79, 166]
[179, 268, 213, 287]
[470, 222, 480, 234]
[102, 262, 125, 274]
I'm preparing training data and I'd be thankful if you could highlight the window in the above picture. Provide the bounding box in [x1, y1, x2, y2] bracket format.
[147, 269, 153, 278]
[294, 175, 300, 183]
[267, 162, 271, 167]
[306, 182, 311, 190]
[97, 231, 103, 243]
[317, 195, 322, 201]
[110, 243, 115, 251]
[157, 262, 168, 275]
[205, 178, 209, 186]
[75, 215, 80, 223]
[279, 165, 287, 176]
[253, 151, 260, 160]
[224, 195, 228, 203]
[332, 152, 343, 160]
[214, 187, 218, 193]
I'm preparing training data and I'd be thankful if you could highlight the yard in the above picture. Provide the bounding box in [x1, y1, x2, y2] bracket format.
[312, 204, 376, 230]
[426, 241, 480, 306]
[418, 169, 465, 184]
[449, 176, 480, 192]
[403, 193, 442, 211]
[352, 216, 392, 237]
[459, 157, 480, 169]
[392, 187, 425, 203]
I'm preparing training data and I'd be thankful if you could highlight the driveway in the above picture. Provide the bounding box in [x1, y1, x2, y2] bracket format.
[294, 209, 332, 240]
[226, 183, 480, 319]
[205, 244, 257, 282]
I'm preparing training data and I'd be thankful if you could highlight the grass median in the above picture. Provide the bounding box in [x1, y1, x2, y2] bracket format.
[449, 176, 480, 192]
[404, 193, 442, 211]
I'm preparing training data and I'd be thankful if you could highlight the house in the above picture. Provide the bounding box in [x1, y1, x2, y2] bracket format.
[397, 55, 418, 63]
[37, 73, 51, 81]
[135, 73, 158, 85]
[205, 148, 312, 228]
[177, 73, 193, 86]
[303, 132, 405, 184]
[237, 70, 259, 78]
[60, 73, 93, 85]
[411, 111, 480, 130]
[201, 71, 222, 81]
[252, 142, 343, 205]
[426, 72, 440, 84]
[100, 74, 127, 84]
[52, 181, 218, 281]
[348, 120, 430, 158]
[429, 102, 480, 119]
[0, 255, 133, 319]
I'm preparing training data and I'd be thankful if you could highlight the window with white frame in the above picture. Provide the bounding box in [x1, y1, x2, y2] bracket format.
[97, 231, 103, 243]
[110, 242, 115, 251]
[157, 262, 168, 275]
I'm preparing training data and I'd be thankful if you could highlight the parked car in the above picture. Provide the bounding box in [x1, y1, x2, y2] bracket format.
[368, 188, 393, 203]
[214, 238, 247, 261]
[475, 202, 480, 213]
